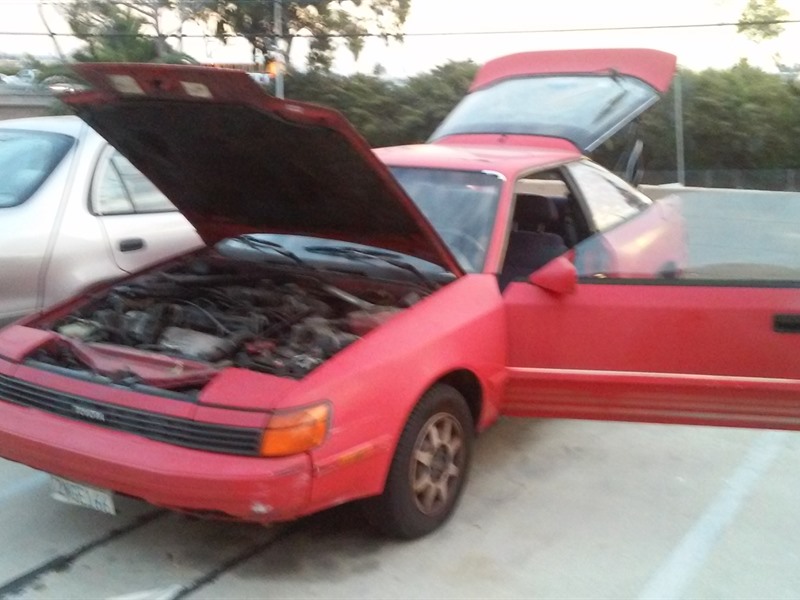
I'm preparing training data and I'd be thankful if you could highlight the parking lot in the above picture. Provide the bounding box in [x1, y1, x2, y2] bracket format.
[1, 417, 798, 599]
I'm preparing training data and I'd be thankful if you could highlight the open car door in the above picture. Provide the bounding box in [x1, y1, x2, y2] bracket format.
[501, 188, 800, 431]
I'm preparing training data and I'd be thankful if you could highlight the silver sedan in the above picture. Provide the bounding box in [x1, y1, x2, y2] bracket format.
[0, 115, 202, 325]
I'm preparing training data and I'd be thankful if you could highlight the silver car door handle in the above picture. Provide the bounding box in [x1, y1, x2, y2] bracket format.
[119, 238, 145, 252]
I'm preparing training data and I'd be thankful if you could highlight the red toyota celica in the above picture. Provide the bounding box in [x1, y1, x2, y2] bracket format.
[0, 49, 797, 538]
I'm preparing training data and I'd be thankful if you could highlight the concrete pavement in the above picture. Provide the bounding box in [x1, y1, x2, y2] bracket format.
[1, 417, 798, 599]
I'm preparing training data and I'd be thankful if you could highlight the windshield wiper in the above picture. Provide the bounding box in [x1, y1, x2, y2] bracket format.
[305, 245, 436, 291]
[592, 68, 629, 124]
[234, 236, 386, 310]
[235, 234, 310, 269]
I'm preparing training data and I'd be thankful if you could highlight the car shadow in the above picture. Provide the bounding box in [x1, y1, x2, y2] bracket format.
[312, 416, 552, 533]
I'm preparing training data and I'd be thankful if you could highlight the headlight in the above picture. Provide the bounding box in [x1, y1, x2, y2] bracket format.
[259, 402, 331, 457]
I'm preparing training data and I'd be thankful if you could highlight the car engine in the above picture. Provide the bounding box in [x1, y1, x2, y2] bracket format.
[35, 255, 426, 385]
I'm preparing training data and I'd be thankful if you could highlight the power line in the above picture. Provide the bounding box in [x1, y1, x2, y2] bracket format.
[0, 19, 798, 39]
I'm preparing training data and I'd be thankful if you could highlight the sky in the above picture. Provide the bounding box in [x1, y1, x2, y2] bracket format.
[1, 0, 798, 76]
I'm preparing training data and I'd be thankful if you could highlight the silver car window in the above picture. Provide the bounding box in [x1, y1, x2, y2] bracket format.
[0, 130, 73, 208]
[93, 150, 176, 215]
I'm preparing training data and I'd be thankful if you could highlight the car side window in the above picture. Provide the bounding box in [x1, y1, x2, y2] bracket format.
[93, 150, 176, 215]
[567, 160, 651, 231]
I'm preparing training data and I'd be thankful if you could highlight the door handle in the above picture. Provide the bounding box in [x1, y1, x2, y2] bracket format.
[773, 314, 800, 333]
[119, 238, 145, 253]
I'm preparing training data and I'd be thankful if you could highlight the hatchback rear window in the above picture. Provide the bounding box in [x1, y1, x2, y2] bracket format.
[429, 75, 658, 152]
[0, 129, 74, 208]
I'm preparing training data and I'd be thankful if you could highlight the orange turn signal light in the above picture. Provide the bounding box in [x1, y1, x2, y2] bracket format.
[260, 402, 331, 457]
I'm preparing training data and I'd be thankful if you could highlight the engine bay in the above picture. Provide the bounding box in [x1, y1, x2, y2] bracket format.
[33, 254, 429, 388]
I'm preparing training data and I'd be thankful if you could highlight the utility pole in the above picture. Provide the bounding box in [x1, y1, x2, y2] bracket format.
[37, 1, 65, 61]
[274, 0, 284, 98]
[674, 71, 685, 186]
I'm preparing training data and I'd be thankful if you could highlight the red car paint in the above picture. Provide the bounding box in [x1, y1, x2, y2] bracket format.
[0, 49, 797, 530]
[471, 48, 676, 93]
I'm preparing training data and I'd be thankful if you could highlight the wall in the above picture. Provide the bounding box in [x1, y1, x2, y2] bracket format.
[0, 88, 56, 121]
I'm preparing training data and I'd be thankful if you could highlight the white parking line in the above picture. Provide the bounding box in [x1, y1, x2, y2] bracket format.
[638, 430, 788, 600]
[0, 472, 49, 504]
[108, 584, 185, 600]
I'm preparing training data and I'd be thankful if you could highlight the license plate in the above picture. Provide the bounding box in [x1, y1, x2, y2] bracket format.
[50, 476, 116, 515]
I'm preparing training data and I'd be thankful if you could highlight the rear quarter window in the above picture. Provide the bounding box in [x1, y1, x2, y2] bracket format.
[93, 150, 176, 215]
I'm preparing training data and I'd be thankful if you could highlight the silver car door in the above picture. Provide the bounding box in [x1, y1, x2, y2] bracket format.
[90, 148, 202, 275]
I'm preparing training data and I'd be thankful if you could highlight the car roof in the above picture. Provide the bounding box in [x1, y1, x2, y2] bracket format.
[0, 115, 86, 136]
[374, 140, 581, 178]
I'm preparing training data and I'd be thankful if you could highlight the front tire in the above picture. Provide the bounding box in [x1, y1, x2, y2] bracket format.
[364, 384, 474, 539]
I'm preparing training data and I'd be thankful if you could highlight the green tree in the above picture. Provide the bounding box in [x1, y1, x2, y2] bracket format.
[737, 0, 789, 41]
[284, 60, 476, 147]
[682, 62, 800, 169]
[398, 60, 478, 142]
[201, 0, 411, 71]
[589, 61, 800, 182]
[632, 62, 800, 176]
[64, 0, 200, 61]
[285, 70, 403, 145]
[66, 0, 161, 62]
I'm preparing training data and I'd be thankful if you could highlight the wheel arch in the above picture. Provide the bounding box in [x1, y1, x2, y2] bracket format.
[434, 369, 483, 432]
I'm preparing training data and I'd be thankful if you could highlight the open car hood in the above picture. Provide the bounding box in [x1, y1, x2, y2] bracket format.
[429, 48, 676, 152]
[63, 63, 463, 274]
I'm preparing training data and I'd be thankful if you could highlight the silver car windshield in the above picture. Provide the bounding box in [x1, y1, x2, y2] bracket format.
[0, 130, 74, 208]
[389, 167, 502, 272]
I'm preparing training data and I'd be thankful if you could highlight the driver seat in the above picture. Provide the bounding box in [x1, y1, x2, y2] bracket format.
[499, 195, 568, 289]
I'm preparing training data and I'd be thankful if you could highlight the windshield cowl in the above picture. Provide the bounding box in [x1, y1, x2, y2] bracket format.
[217, 234, 457, 287]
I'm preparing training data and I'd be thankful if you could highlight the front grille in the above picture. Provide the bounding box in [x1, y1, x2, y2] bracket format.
[0, 375, 263, 456]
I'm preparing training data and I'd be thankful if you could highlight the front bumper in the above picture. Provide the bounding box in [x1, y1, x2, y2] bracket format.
[0, 399, 312, 522]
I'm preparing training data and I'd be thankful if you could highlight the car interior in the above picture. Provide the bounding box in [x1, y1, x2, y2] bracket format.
[499, 172, 589, 289]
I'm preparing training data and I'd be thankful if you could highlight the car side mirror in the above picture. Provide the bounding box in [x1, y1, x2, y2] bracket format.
[528, 256, 578, 295]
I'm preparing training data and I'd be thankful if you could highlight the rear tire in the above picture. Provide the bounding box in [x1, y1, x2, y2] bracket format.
[364, 384, 474, 539]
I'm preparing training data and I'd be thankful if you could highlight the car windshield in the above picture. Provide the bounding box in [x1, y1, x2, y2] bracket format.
[389, 167, 503, 272]
[574, 189, 800, 284]
[0, 129, 74, 208]
[430, 74, 657, 152]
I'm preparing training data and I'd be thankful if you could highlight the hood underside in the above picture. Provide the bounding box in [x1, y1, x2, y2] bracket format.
[64, 63, 462, 274]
